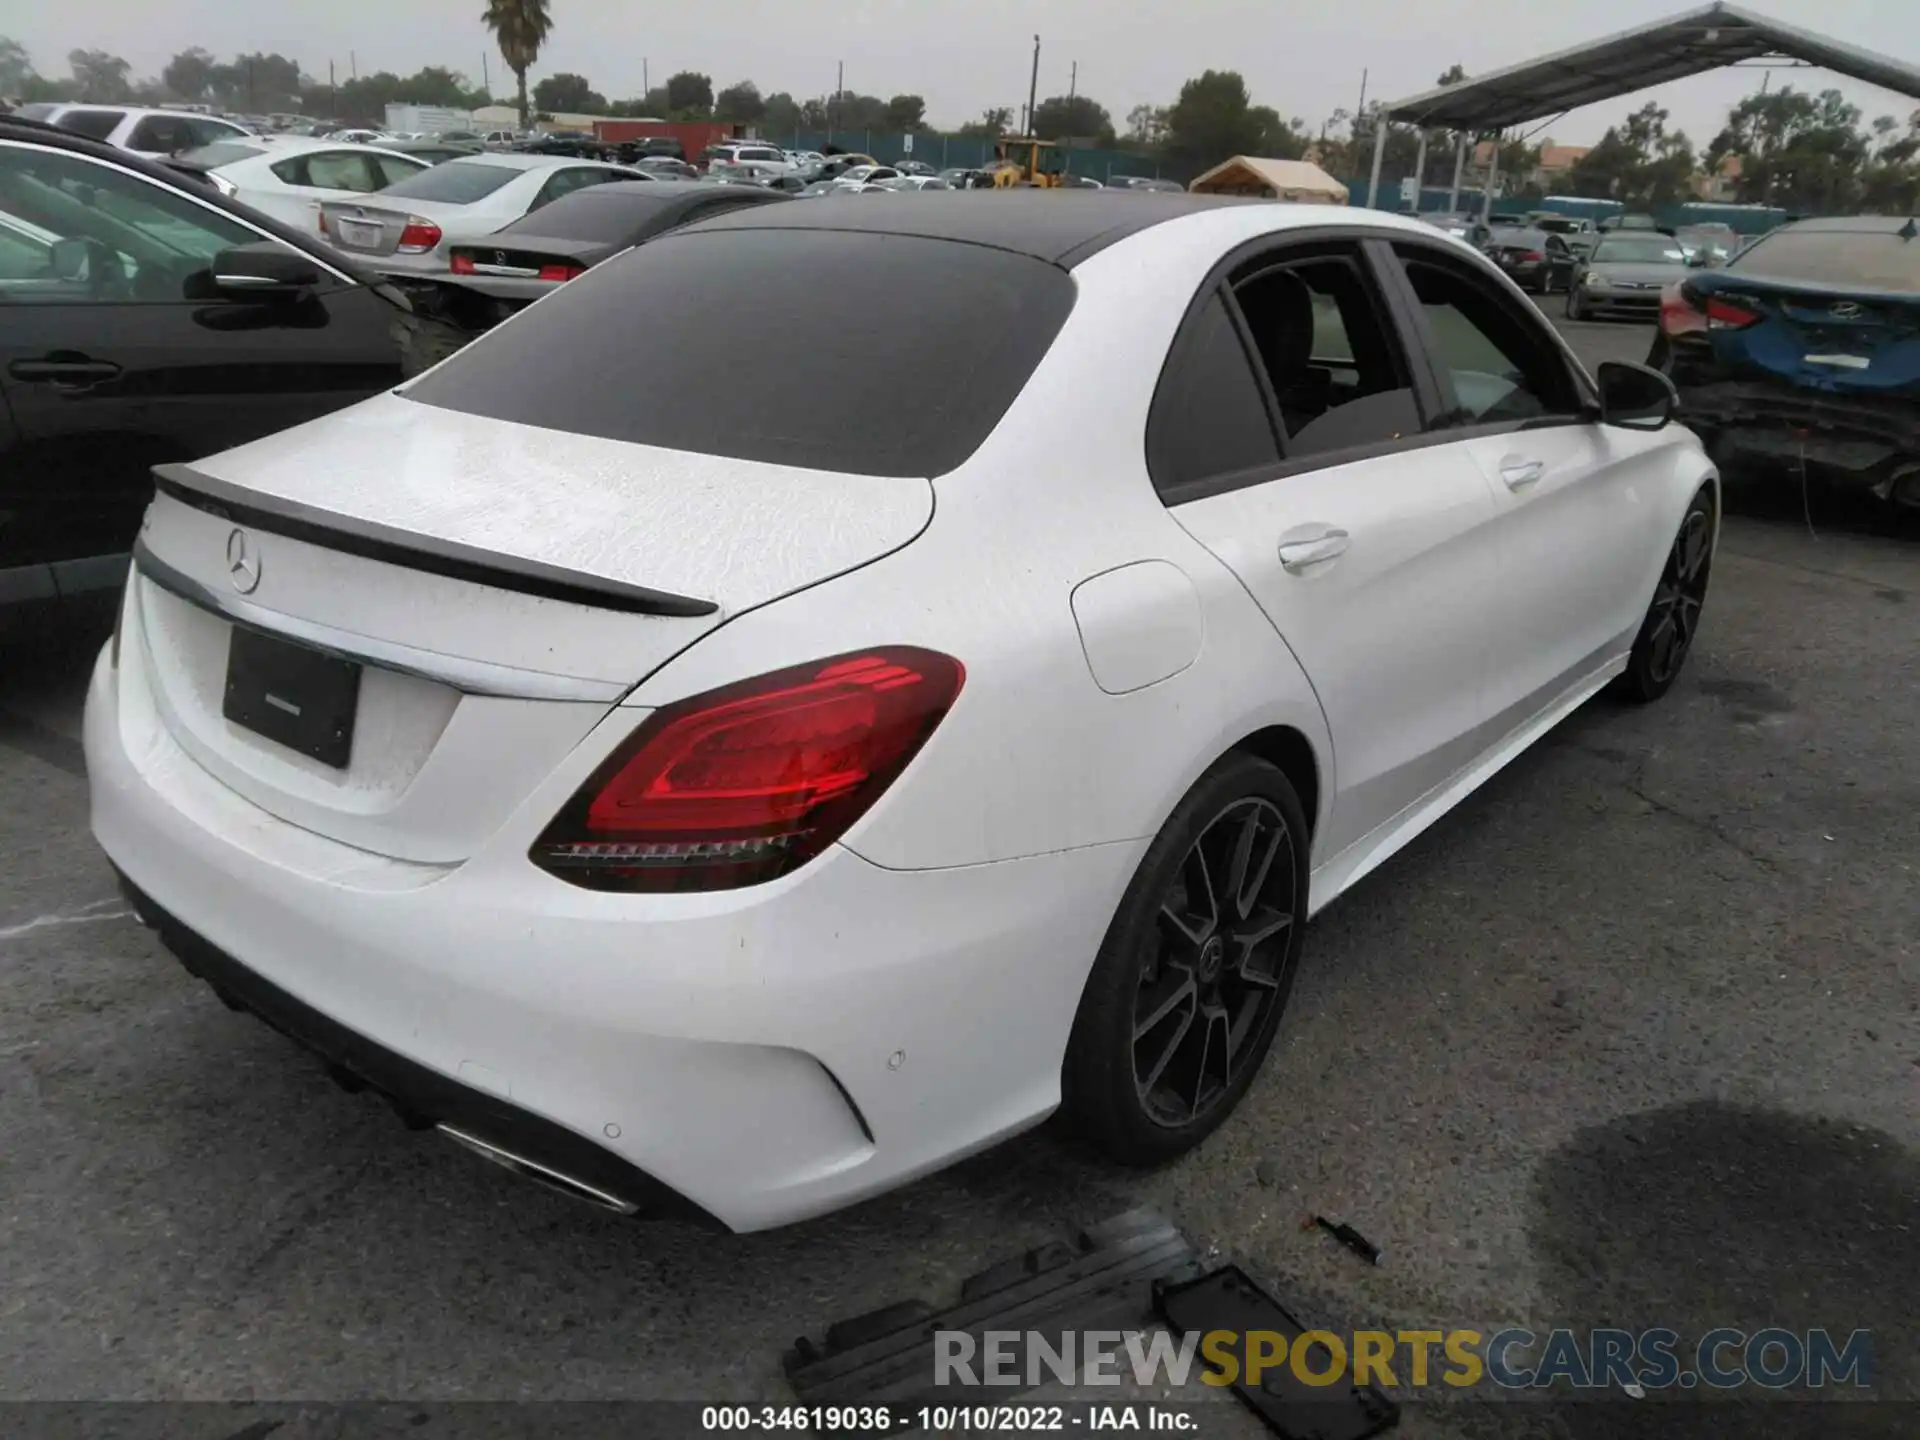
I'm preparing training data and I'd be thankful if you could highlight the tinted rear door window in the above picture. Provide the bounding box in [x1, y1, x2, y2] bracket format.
[55, 110, 126, 141]
[1146, 291, 1281, 497]
[406, 228, 1075, 477]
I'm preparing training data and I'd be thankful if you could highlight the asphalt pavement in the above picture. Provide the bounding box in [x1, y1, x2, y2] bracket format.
[2, 317, 1915, 1435]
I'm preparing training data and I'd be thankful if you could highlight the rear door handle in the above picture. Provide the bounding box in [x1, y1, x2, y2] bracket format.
[1278, 527, 1351, 573]
[1499, 456, 1545, 490]
[9, 356, 122, 385]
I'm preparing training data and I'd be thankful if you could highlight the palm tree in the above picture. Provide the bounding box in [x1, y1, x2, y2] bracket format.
[481, 0, 552, 128]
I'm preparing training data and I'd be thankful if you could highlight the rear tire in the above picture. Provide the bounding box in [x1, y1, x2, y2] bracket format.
[1566, 289, 1587, 321]
[1616, 486, 1716, 704]
[1060, 754, 1310, 1166]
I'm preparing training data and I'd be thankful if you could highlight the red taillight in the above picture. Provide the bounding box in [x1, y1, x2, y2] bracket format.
[395, 216, 442, 253]
[537, 262, 585, 281]
[317, 209, 329, 236]
[532, 648, 965, 892]
[1659, 281, 1706, 337]
[1519, 250, 1545, 263]
[1659, 282, 1761, 336]
[1704, 295, 1760, 330]
[449, 252, 475, 274]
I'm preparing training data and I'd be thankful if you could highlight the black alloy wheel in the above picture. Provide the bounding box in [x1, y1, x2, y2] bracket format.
[1061, 754, 1310, 1165]
[1133, 797, 1297, 1128]
[1618, 487, 1715, 703]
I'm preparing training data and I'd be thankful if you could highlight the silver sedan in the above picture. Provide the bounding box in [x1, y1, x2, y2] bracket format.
[319, 153, 649, 279]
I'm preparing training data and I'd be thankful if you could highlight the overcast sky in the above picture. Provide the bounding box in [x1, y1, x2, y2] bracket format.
[10, 0, 1918, 145]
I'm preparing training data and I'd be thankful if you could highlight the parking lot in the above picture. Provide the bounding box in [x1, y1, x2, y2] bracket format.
[2, 314, 1915, 1427]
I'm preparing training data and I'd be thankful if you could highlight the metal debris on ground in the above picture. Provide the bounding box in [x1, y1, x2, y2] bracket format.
[784, 1209, 1202, 1412]
[1305, 1215, 1383, 1267]
[1155, 1266, 1399, 1440]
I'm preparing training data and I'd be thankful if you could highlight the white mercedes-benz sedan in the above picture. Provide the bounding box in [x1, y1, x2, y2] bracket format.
[86, 195, 1717, 1232]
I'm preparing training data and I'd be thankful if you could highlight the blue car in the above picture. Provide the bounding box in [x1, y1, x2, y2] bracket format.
[1649, 214, 1920, 502]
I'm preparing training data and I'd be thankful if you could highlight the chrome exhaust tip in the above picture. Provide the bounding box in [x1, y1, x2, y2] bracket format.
[437, 1124, 640, 1215]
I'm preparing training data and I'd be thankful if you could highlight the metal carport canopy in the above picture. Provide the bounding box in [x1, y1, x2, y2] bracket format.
[1379, 2, 1920, 132]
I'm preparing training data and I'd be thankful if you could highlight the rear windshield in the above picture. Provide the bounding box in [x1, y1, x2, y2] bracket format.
[408, 228, 1075, 477]
[499, 189, 668, 241]
[374, 159, 521, 203]
[178, 142, 268, 167]
[1592, 237, 1687, 264]
[1731, 228, 1920, 292]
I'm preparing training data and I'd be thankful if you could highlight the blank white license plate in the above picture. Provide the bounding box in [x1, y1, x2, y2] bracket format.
[335, 220, 381, 248]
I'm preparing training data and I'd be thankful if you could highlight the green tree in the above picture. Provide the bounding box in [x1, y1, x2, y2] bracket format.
[883, 94, 927, 132]
[1031, 94, 1113, 145]
[1247, 105, 1308, 160]
[1706, 85, 1874, 211]
[957, 105, 1013, 139]
[533, 72, 604, 114]
[1566, 103, 1695, 205]
[665, 70, 713, 117]
[715, 80, 765, 124]
[0, 36, 33, 96]
[606, 86, 672, 118]
[67, 48, 132, 102]
[481, 0, 553, 128]
[161, 47, 216, 102]
[1122, 104, 1169, 149]
[762, 91, 801, 134]
[208, 53, 304, 112]
[1163, 70, 1271, 172]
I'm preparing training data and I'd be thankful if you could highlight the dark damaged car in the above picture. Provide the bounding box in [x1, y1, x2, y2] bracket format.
[1650, 214, 1920, 504]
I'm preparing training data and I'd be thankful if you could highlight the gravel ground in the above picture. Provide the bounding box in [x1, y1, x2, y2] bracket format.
[1, 318, 1914, 1437]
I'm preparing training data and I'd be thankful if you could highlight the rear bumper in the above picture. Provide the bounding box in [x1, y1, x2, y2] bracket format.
[118, 869, 717, 1223]
[1671, 378, 1920, 479]
[85, 644, 1140, 1232]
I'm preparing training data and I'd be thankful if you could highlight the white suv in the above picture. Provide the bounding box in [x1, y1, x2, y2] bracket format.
[13, 104, 252, 156]
[710, 142, 793, 178]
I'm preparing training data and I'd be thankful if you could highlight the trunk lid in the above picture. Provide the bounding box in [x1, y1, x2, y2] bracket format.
[321, 198, 476, 258]
[448, 233, 607, 274]
[126, 392, 932, 863]
[1697, 274, 1920, 398]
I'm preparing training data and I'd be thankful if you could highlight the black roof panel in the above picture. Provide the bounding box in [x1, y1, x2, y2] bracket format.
[673, 189, 1264, 267]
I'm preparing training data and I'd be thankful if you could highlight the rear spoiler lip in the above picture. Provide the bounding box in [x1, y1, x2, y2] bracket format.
[152, 462, 720, 619]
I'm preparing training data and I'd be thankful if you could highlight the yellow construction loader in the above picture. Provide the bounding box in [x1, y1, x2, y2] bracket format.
[989, 135, 1069, 188]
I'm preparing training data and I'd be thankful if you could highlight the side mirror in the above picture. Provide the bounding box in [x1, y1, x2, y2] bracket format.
[210, 242, 322, 296]
[1596, 360, 1677, 431]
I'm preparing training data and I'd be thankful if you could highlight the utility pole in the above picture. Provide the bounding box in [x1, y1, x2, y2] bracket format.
[643, 58, 650, 99]
[350, 51, 357, 81]
[481, 51, 491, 99]
[1357, 68, 1368, 120]
[247, 58, 256, 112]
[1069, 62, 1077, 102]
[329, 59, 336, 116]
[1026, 35, 1040, 137]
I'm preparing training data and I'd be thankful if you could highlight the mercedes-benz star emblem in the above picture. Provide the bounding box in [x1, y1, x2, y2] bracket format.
[1830, 301, 1863, 318]
[226, 527, 261, 594]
